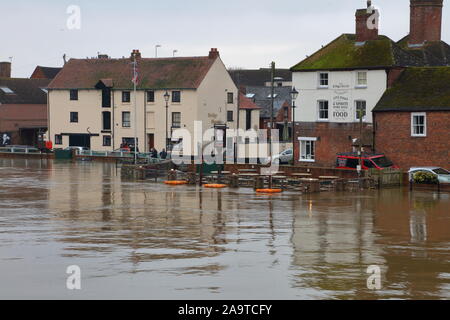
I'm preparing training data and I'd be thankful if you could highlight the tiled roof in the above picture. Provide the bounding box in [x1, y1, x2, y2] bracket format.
[30, 66, 62, 79]
[244, 86, 292, 118]
[291, 34, 423, 71]
[239, 93, 261, 110]
[0, 78, 50, 104]
[48, 56, 217, 90]
[229, 69, 292, 87]
[397, 36, 450, 66]
[374, 67, 450, 112]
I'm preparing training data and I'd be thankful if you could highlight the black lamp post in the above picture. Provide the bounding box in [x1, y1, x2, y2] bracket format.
[290, 87, 299, 164]
[164, 91, 170, 152]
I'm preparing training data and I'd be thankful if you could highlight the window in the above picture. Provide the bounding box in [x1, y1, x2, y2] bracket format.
[147, 90, 155, 103]
[411, 113, 426, 137]
[284, 107, 289, 120]
[103, 136, 112, 147]
[319, 73, 329, 87]
[0, 87, 14, 94]
[55, 134, 62, 145]
[245, 93, 255, 99]
[300, 138, 316, 161]
[227, 92, 234, 104]
[70, 89, 78, 101]
[355, 100, 367, 120]
[102, 111, 111, 131]
[70, 112, 78, 123]
[172, 112, 181, 128]
[357, 71, 367, 87]
[227, 110, 234, 122]
[346, 158, 359, 169]
[102, 89, 111, 108]
[172, 91, 181, 103]
[246, 110, 252, 130]
[267, 94, 278, 98]
[122, 91, 131, 103]
[122, 112, 131, 128]
[318, 100, 329, 120]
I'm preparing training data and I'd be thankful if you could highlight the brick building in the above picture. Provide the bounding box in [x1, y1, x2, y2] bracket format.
[290, 0, 449, 167]
[30, 66, 62, 79]
[373, 67, 450, 169]
[0, 62, 51, 146]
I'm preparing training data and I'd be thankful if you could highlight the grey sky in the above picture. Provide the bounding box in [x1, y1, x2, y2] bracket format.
[2, 0, 449, 78]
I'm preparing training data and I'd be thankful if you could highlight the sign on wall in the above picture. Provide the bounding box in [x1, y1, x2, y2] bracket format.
[332, 83, 351, 122]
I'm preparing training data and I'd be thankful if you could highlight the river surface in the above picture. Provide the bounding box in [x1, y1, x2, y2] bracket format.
[0, 159, 449, 300]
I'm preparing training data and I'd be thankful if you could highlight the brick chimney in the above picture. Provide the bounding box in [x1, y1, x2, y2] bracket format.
[355, 2, 379, 42]
[209, 48, 220, 59]
[0, 62, 11, 78]
[131, 49, 142, 59]
[409, 0, 443, 46]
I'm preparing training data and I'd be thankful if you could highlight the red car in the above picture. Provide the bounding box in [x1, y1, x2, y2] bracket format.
[336, 153, 397, 170]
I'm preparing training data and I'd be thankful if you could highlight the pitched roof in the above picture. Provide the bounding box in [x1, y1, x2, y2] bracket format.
[291, 34, 423, 71]
[244, 86, 292, 118]
[239, 93, 261, 110]
[397, 36, 450, 66]
[30, 66, 62, 79]
[48, 56, 217, 90]
[373, 67, 450, 112]
[228, 68, 292, 86]
[0, 78, 50, 104]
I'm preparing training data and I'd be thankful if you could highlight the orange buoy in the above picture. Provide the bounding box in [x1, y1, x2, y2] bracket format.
[204, 184, 227, 189]
[256, 189, 283, 194]
[164, 180, 188, 185]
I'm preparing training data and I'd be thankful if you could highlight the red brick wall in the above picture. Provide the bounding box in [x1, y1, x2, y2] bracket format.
[355, 12, 378, 42]
[294, 122, 374, 167]
[374, 111, 450, 169]
[409, 0, 443, 45]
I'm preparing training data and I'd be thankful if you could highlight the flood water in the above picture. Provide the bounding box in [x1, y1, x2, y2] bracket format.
[0, 158, 449, 300]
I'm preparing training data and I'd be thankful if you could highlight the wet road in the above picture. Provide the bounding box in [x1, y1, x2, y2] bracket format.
[0, 159, 449, 299]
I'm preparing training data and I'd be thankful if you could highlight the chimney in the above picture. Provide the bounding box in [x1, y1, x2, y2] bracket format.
[355, 2, 379, 43]
[131, 49, 142, 59]
[409, 0, 443, 46]
[0, 62, 11, 78]
[209, 48, 220, 59]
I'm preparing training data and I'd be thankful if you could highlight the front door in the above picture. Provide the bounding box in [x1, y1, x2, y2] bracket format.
[148, 134, 154, 150]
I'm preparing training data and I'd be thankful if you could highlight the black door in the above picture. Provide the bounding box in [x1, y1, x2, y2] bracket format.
[69, 134, 91, 148]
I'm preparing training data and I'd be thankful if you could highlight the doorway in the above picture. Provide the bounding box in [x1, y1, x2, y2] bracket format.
[148, 134, 154, 151]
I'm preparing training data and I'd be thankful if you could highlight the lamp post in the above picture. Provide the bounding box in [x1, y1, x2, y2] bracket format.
[164, 91, 170, 152]
[290, 87, 299, 165]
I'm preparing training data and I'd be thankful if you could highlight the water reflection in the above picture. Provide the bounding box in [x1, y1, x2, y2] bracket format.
[0, 159, 448, 299]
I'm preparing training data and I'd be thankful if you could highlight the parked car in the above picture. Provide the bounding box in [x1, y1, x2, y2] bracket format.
[272, 149, 293, 164]
[336, 153, 397, 170]
[408, 167, 450, 184]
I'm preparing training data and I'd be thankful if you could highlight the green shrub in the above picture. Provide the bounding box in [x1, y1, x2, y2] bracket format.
[413, 171, 438, 184]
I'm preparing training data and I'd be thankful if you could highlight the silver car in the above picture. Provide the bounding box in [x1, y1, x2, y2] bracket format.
[272, 149, 293, 164]
[408, 167, 450, 184]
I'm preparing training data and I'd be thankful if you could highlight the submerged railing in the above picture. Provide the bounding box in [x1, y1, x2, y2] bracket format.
[77, 150, 163, 163]
[0, 146, 41, 154]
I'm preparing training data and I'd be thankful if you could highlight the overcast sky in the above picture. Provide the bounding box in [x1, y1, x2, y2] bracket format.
[2, 0, 449, 78]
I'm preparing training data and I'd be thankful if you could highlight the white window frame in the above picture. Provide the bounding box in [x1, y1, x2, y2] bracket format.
[317, 100, 329, 121]
[318, 72, 329, 88]
[411, 112, 427, 137]
[356, 71, 368, 88]
[355, 100, 367, 122]
[298, 137, 317, 162]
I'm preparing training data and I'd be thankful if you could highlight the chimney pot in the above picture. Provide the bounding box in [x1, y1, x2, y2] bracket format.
[209, 48, 220, 59]
[0, 62, 11, 78]
[131, 49, 142, 59]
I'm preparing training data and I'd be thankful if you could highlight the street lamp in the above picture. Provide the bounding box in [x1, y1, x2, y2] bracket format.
[290, 87, 299, 164]
[164, 91, 170, 152]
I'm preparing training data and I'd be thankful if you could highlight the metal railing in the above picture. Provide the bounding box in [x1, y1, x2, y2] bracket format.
[77, 150, 164, 163]
[0, 146, 41, 154]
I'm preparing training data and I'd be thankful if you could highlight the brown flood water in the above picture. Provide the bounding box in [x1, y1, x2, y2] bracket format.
[0, 158, 449, 300]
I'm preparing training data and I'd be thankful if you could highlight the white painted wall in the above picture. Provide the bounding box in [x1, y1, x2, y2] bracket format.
[292, 69, 387, 123]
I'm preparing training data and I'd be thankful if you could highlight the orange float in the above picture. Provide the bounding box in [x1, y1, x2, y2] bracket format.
[164, 180, 188, 185]
[204, 184, 227, 189]
[256, 189, 283, 194]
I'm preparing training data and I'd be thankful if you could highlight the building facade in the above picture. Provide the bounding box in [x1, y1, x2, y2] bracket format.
[47, 49, 241, 154]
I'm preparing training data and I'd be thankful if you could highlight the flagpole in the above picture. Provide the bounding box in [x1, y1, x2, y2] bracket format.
[133, 55, 138, 165]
